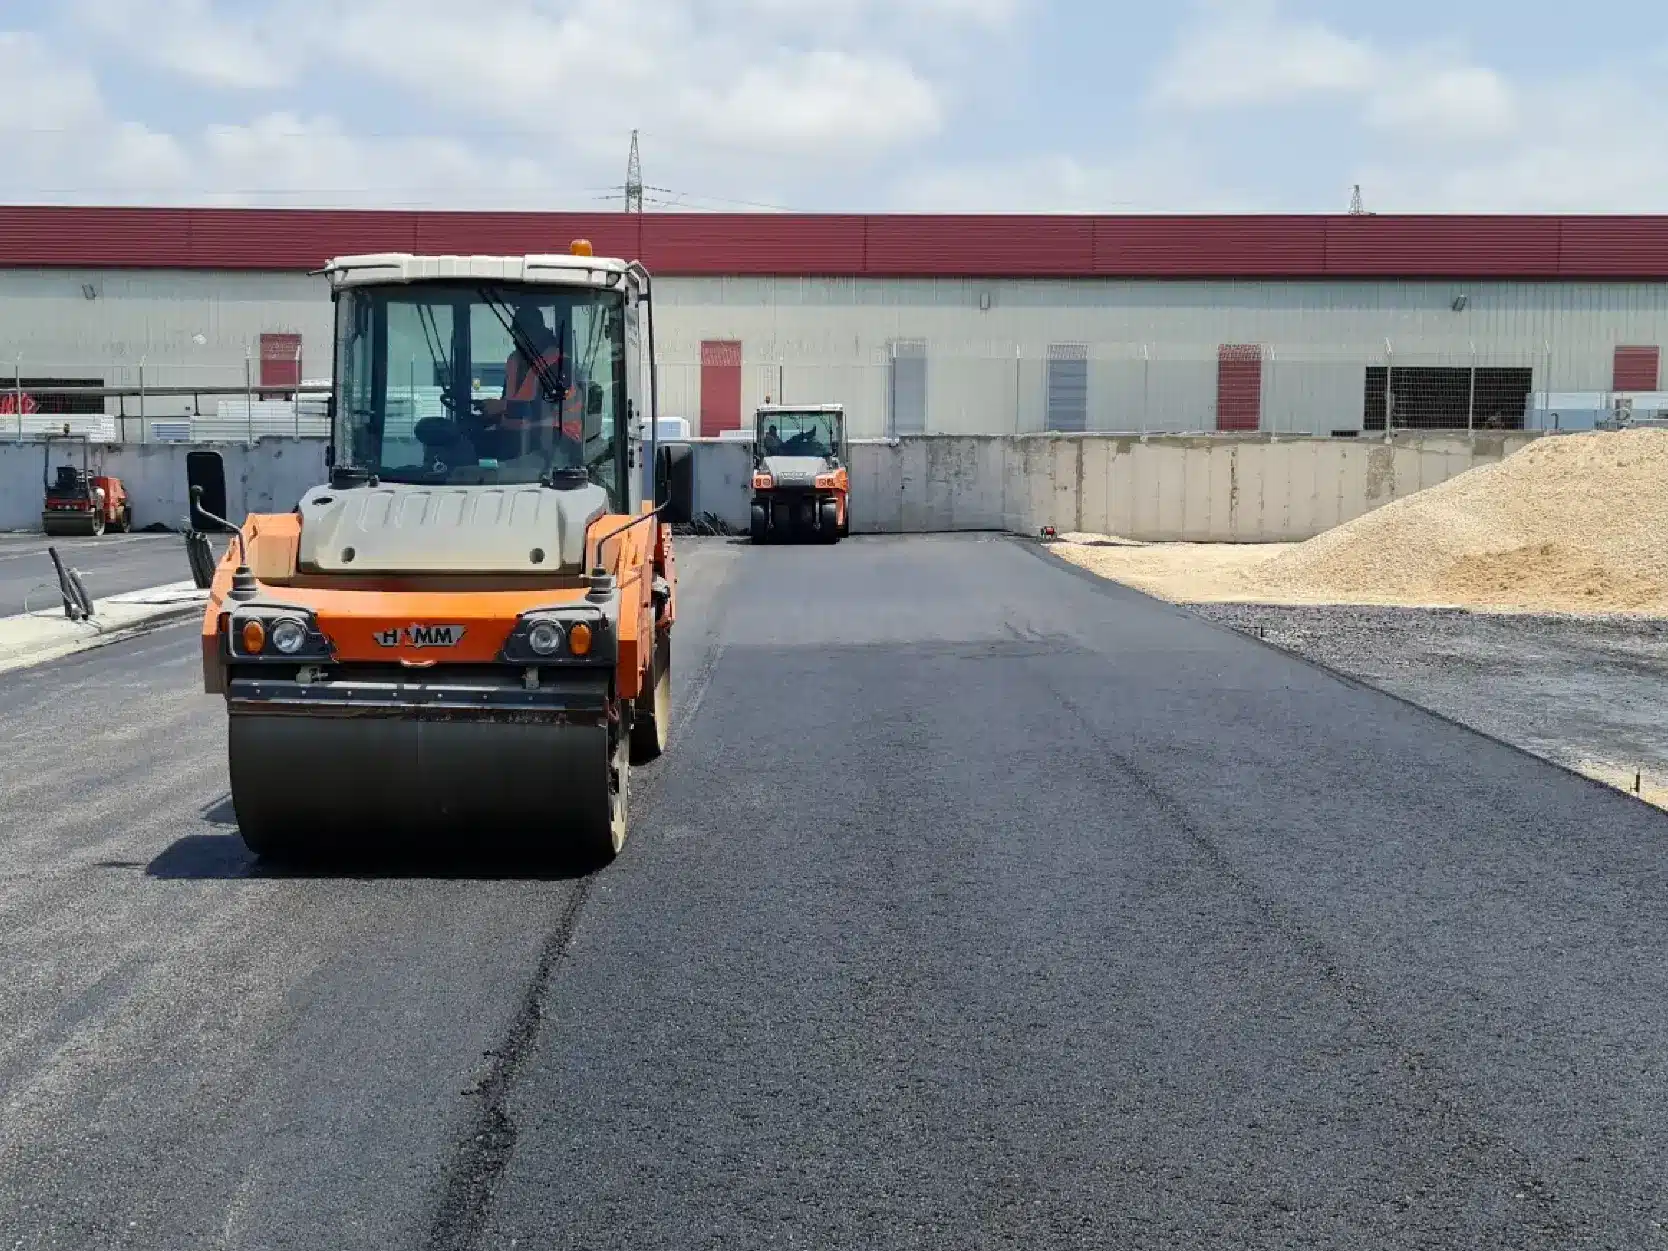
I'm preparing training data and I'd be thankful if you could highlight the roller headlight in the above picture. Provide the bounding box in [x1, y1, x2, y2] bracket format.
[527, 620, 564, 656]
[270, 617, 309, 655]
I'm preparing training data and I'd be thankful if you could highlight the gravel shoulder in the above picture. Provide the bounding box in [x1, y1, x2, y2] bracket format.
[1191, 602, 1668, 811]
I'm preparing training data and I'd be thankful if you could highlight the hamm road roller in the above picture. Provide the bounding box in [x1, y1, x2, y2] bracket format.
[198, 243, 677, 867]
[42, 434, 132, 537]
[749, 403, 848, 543]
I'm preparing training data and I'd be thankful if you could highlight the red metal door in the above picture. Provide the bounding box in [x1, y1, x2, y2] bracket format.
[260, 332, 302, 389]
[1216, 345, 1262, 431]
[700, 340, 742, 437]
[1613, 345, 1661, 392]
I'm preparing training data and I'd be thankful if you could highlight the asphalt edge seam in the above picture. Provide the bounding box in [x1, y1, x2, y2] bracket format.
[425, 549, 738, 1249]
[424, 880, 594, 1251]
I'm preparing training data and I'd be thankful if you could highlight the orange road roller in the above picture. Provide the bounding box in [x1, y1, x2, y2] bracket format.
[198, 243, 676, 867]
[749, 403, 849, 543]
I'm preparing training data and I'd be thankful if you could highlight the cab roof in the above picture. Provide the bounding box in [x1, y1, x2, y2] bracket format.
[321, 252, 642, 292]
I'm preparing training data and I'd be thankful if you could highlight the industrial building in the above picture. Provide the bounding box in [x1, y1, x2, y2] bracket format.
[0, 207, 1665, 441]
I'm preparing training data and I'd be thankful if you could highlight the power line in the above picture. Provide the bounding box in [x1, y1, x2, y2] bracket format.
[594, 186, 791, 212]
[2, 186, 788, 210]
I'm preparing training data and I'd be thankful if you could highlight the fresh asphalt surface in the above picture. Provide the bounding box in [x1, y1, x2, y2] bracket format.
[2, 533, 1667, 1249]
[0, 531, 191, 616]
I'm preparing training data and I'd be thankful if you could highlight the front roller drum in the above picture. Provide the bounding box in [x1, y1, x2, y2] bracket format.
[42, 512, 102, 538]
[227, 708, 629, 869]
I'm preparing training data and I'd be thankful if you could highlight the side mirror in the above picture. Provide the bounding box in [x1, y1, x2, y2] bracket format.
[185, 449, 230, 532]
[587, 383, 604, 416]
[656, 443, 694, 523]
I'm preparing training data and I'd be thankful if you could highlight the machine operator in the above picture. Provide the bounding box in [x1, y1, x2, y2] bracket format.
[478, 304, 585, 463]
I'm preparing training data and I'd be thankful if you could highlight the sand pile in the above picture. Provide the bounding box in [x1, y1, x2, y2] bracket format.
[1056, 429, 1668, 614]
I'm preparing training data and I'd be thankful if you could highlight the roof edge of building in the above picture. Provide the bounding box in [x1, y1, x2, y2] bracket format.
[1, 206, 1666, 280]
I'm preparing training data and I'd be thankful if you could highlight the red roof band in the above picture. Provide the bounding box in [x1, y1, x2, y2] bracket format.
[0, 207, 1666, 279]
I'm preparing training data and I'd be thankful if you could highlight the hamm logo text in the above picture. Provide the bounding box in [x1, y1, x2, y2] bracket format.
[373, 624, 467, 649]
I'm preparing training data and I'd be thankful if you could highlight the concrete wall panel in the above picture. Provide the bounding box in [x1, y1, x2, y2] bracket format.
[0, 431, 1545, 554]
[689, 438, 753, 529]
[851, 441, 903, 534]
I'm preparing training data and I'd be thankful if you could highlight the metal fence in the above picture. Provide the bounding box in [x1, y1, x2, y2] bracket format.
[0, 376, 330, 444]
[1, 339, 1658, 443]
[654, 340, 1629, 440]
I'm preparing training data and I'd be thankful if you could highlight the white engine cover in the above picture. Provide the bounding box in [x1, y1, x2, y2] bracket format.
[295, 482, 607, 575]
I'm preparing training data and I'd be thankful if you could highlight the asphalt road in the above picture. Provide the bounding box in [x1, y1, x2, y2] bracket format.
[2, 533, 1667, 1250]
[0, 532, 191, 617]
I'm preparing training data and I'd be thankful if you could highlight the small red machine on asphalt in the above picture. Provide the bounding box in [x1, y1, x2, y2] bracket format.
[41, 433, 131, 538]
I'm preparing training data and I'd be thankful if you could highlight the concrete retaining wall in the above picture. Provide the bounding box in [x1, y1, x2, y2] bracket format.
[1000, 431, 1539, 541]
[0, 430, 1540, 544]
[0, 438, 326, 532]
[683, 431, 1541, 542]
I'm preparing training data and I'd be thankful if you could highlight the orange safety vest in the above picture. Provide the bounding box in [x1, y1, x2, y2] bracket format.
[503, 348, 583, 440]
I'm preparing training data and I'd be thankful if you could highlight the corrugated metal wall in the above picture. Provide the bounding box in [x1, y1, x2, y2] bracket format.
[0, 269, 330, 396]
[2, 268, 1667, 437]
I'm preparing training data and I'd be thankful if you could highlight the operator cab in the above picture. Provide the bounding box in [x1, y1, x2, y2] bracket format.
[753, 404, 846, 476]
[322, 245, 653, 518]
[295, 245, 660, 578]
[48, 464, 90, 497]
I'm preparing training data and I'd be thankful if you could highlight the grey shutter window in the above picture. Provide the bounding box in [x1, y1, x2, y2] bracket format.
[888, 339, 927, 435]
[1046, 343, 1088, 432]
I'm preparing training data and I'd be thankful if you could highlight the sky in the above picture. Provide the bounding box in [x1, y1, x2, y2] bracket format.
[1, 0, 1666, 214]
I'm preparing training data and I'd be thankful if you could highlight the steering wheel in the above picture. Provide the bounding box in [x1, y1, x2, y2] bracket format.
[436, 390, 490, 419]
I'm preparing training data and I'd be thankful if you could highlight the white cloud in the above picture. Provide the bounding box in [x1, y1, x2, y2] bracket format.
[679, 50, 943, 152]
[61, 0, 990, 162]
[1365, 64, 1519, 144]
[1149, 0, 1375, 110]
[731, 0, 1020, 30]
[1149, 1, 1519, 144]
[0, 0, 1019, 208]
[0, 31, 593, 208]
[0, 33, 104, 132]
[68, 0, 297, 89]
[1357, 78, 1668, 213]
[8, 0, 1667, 216]
[892, 147, 1262, 214]
[0, 31, 191, 198]
[310, 0, 950, 157]
[1134, 1, 1668, 211]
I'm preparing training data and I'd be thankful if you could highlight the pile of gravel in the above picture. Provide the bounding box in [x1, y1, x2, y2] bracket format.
[1233, 428, 1668, 613]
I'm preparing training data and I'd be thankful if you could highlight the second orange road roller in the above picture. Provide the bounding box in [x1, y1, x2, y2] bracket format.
[197, 242, 677, 867]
